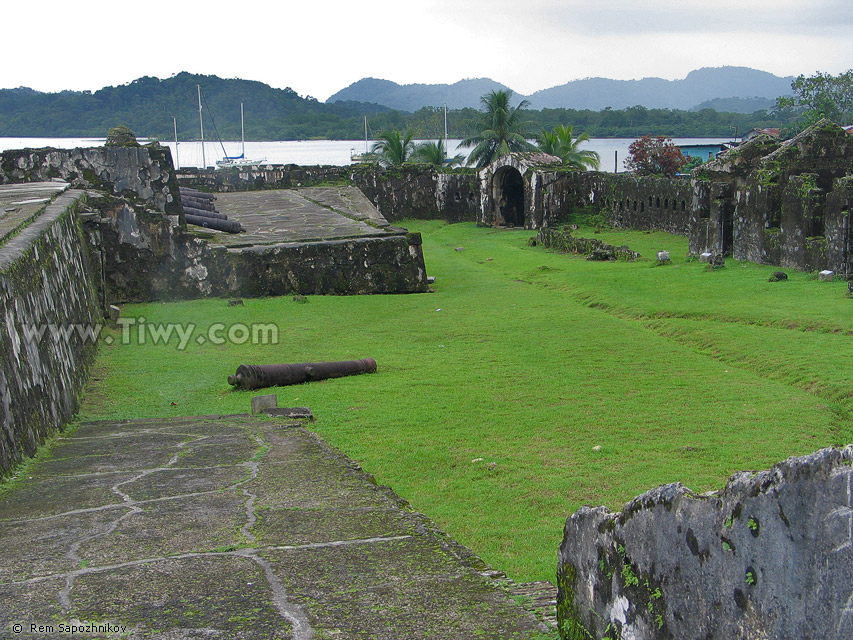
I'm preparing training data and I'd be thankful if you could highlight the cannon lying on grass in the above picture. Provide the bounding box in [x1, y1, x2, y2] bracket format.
[228, 358, 377, 390]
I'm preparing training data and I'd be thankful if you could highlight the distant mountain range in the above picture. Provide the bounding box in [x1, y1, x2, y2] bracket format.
[326, 67, 794, 114]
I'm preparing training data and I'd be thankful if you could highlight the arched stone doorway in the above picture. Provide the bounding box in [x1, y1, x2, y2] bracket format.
[492, 166, 525, 227]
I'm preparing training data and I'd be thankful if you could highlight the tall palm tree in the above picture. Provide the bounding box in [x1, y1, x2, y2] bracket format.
[460, 90, 537, 168]
[537, 124, 601, 170]
[411, 139, 465, 167]
[369, 130, 416, 167]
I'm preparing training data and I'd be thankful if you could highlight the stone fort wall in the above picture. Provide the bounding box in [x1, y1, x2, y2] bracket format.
[0, 191, 99, 476]
[557, 446, 853, 640]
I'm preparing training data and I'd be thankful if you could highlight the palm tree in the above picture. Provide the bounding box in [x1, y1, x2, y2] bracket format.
[411, 139, 465, 167]
[369, 130, 416, 167]
[537, 124, 601, 170]
[460, 90, 537, 168]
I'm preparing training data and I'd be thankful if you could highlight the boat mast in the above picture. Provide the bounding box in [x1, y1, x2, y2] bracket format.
[364, 116, 368, 155]
[197, 84, 206, 168]
[241, 102, 245, 158]
[444, 103, 448, 159]
[173, 116, 179, 169]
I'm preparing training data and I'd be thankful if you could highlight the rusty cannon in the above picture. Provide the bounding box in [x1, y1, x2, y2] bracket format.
[184, 214, 245, 233]
[228, 358, 377, 390]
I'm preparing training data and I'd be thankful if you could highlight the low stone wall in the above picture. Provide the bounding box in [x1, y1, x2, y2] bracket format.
[0, 191, 99, 476]
[203, 233, 428, 297]
[536, 227, 641, 261]
[533, 171, 694, 235]
[176, 164, 351, 192]
[557, 446, 853, 640]
[354, 165, 479, 222]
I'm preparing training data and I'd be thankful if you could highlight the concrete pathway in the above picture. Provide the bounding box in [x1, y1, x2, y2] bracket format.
[0, 415, 548, 639]
[212, 188, 391, 247]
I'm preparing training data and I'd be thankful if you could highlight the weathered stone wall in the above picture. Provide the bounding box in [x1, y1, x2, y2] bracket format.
[557, 446, 853, 640]
[201, 233, 428, 297]
[176, 164, 481, 223]
[0, 191, 99, 476]
[355, 166, 479, 222]
[83, 194, 428, 302]
[534, 171, 694, 235]
[0, 146, 183, 216]
[176, 164, 351, 192]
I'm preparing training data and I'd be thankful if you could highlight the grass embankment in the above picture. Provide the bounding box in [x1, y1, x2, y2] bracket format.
[77, 221, 852, 584]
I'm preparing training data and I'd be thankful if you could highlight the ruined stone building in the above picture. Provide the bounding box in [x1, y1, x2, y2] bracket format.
[477, 120, 852, 275]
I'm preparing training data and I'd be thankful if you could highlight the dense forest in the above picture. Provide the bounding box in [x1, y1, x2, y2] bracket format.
[0, 72, 789, 141]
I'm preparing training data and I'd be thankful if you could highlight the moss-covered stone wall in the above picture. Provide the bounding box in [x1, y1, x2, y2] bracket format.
[557, 446, 853, 640]
[0, 146, 183, 217]
[0, 191, 99, 476]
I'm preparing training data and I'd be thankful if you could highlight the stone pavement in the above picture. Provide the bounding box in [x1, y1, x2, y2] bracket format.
[0, 182, 69, 243]
[0, 415, 549, 639]
[211, 187, 392, 247]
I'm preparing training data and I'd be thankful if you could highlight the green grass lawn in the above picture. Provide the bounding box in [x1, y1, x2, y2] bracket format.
[77, 221, 852, 584]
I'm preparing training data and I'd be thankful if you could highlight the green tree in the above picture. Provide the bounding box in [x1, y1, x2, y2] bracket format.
[460, 90, 537, 168]
[776, 70, 853, 126]
[536, 124, 600, 170]
[369, 129, 416, 166]
[411, 139, 465, 167]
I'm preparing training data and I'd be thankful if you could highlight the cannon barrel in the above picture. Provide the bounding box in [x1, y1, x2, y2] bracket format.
[185, 214, 244, 233]
[181, 196, 218, 211]
[228, 358, 377, 390]
[183, 205, 228, 220]
[179, 187, 216, 201]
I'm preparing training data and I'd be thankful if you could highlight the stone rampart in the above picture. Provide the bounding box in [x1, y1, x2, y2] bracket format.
[557, 446, 853, 640]
[0, 146, 183, 216]
[0, 191, 99, 476]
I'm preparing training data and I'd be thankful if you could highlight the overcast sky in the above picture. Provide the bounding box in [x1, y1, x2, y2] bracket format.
[2, 0, 851, 100]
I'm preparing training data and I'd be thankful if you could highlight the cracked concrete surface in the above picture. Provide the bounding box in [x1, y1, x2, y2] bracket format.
[0, 415, 547, 639]
[212, 188, 391, 247]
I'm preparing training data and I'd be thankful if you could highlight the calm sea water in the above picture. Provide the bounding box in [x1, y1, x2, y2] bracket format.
[0, 137, 731, 174]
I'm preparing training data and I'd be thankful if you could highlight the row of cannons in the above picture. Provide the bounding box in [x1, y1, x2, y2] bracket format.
[179, 187, 245, 234]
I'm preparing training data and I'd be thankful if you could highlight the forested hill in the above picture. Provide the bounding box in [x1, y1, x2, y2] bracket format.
[0, 72, 394, 140]
[0, 72, 784, 140]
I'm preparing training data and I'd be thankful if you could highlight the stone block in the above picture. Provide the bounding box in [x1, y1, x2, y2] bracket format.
[656, 250, 671, 262]
[699, 252, 713, 263]
[819, 270, 835, 282]
[251, 394, 277, 415]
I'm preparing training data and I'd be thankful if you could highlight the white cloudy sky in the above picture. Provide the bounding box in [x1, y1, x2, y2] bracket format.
[2, 0, 851, 99]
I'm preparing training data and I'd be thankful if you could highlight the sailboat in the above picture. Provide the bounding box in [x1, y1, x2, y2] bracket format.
[350, 116, 371, 162]
[216, 102, 265, 168]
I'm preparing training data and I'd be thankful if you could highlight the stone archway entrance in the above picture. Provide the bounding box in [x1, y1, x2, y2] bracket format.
[492, 166, 525, 227]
